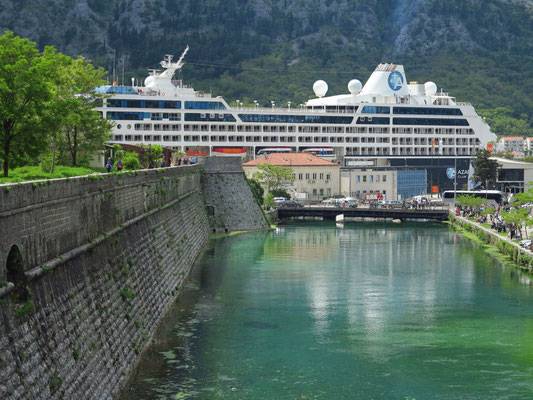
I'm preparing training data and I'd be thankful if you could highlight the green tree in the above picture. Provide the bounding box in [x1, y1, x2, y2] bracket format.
[252, 163, 295, 193]
[54, 56, 111, 167]
[472, 150, 500, 189]
[478, 108, 533, 137]
[271, 188, 291, 199]
[139, 144, 163, 168]
[0, 31, 53, 177]
[247, 178, 264, 206]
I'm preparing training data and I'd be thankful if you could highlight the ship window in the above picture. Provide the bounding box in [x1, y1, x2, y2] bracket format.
[362, 106, 390, 114]
[393, 118, 469, 126]
[163, 101, 181, 109]
[145, 101, 160, 108]
[126, 100, 141, 108]
[184, 101, 226, 110]
[108, 111, 148, 121]
[184, 113, 236, 122]
[393, 107, 463, 116]
[356, 117, 389, 125]
[107, 99, 123, 107]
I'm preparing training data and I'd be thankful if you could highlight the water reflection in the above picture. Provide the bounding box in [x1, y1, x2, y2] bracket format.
[123, 222, 533, 400]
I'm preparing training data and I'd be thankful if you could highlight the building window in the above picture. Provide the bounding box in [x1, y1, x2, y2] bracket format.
[313, 189, 317, 195]
[298, 173, 303, 180]
[312, 173, 317, 180]
[383, 175, 387, 182]
[326, 173, 331, 180]
[363, 176, 367, 182]
[320, 173, 324, 180]
[320, 188, 324, 195]
[370, 175, 374, 183]
[376, 175, 380, 182]
[306, 173, 310, 180]
[356, 175, 360, 183]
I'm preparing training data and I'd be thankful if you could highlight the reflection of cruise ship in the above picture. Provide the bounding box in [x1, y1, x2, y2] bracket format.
[97, 47, 496, 191]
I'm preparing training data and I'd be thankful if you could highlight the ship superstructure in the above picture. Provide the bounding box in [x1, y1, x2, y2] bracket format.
[96, 49, 496, 191]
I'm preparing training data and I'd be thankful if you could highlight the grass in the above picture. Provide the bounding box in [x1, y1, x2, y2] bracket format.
[0, 166, 108, 184]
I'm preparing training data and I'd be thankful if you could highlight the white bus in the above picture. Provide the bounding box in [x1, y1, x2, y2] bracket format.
[301, 148, 335, 157]
[442, 190, 507, 206]
[257, 147, 292, 156]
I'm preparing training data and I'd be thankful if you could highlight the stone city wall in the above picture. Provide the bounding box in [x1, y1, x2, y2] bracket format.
[202, 157, 269, 232]
[0, 166, 210, 399]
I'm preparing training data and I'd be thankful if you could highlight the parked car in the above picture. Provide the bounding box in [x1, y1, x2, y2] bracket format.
[387, 200, 404, 209]
[277, 199, 304, 208]
[321, 198, 342, 207]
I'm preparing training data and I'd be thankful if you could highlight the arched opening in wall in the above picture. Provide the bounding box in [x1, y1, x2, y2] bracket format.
[6, 245, 28, 302]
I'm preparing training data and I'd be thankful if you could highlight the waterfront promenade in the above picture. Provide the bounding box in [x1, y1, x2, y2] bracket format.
[453, 214, 533, 272]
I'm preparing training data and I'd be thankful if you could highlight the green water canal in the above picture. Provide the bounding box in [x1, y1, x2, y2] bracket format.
[121, 222, 533, 400]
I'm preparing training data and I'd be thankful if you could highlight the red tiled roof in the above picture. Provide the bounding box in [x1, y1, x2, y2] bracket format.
[242, 153, 338, 167]
[501, 137, 524, 141]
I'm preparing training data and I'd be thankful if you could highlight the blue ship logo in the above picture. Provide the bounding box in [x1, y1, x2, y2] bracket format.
[446, 168, 456, 179]
[388, 71, 404, 91]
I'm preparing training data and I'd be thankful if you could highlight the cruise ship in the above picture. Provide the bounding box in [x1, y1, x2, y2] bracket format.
[96, 47, 496, 191]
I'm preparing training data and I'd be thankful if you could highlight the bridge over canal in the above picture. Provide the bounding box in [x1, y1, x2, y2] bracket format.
[276, 207, 450, 221]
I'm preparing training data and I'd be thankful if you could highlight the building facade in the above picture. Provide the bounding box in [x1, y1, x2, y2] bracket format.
[340, 169, 397, 200]
[242, 153, 341, 200]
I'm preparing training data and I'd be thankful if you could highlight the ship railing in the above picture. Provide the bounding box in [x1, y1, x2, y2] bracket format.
[456, 102, 472, 106]
[230, 106, 357, 114]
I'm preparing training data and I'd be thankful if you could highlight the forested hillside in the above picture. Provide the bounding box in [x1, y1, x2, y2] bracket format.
[1, 0, 532, 134]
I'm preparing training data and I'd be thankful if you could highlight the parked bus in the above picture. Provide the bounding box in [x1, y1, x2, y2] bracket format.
[442, 190, 507, 205]
[301, 148, 335, 157]
[257, 147, 292, 156]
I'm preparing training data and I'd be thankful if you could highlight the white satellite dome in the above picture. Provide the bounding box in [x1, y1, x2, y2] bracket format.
[144, 75, 156, 87]
[313, 80, 328, 98]
[348, 79, 362, 95]
[424, 81, 437, 96]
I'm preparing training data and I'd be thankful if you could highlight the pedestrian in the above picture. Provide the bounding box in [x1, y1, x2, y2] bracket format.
[106, 158, 113, 172]
[117, 159, 123, 172]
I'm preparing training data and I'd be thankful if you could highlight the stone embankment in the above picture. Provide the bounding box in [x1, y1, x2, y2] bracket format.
[451, 214, 533, 273]
[0, 159, 267, 400]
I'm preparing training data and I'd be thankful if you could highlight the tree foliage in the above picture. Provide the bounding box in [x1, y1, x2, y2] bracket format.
[138, 144, 163, 168]
[478, 108, 533, 137]
[247, 178, 264, 206]
[0, 32, 52, 176]
[252, 163, 295, 193]
[0, 31, 111, 176]
[456, 194, 486, 208]
[472, 150, 500, 188]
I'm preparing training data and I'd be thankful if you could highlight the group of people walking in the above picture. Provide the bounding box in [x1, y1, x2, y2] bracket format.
[105, 158, 123, 172]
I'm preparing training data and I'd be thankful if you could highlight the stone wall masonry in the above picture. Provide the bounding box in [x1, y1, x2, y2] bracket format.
[0, 165, 202, 273]
[202, 158, 269, 232]
[0, 166, 210, 399]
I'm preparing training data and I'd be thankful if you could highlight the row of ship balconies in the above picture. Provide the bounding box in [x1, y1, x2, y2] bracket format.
[118, 122, 475, 135]
[112, 133, 480, 147]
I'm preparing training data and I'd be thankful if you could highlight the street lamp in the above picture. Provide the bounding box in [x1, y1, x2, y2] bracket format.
[271, 100, 275, 110]
[287, 101, 291, 111]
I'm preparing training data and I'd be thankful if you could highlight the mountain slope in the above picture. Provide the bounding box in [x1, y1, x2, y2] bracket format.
[1, 0, 532, 127]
